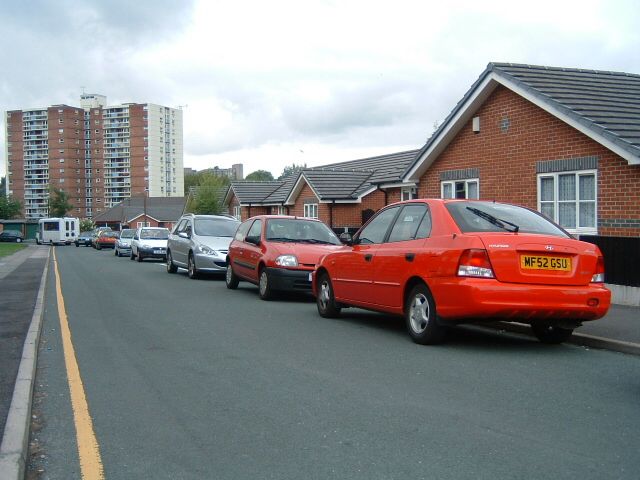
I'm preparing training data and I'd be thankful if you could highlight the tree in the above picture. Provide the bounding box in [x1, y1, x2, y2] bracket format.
[48, 186, 73, 217]
[278, 163, 306, 180]
[0, 195, 22, 219]
[0, 176, 6, 195]
[80, 218, 95, 232]
[245, 170, 274, 181]
[186, 173, 230, 215]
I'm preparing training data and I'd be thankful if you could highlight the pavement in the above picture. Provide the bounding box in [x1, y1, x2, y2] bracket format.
[0, 244, 638, 479]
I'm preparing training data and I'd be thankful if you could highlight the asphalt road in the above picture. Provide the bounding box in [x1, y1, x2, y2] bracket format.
[28, 245, 640, 479]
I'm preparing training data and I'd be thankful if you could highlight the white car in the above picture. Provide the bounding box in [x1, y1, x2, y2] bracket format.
[130, 227, 170, 262]
[114, 228, 136, 257]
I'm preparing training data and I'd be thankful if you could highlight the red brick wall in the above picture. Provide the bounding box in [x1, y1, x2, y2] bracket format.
[417, 86, 640, 237]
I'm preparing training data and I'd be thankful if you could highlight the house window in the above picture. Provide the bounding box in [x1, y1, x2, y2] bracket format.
[137, 221, 150, 228]
[272, 206, 286, 215]
[441, 179, 479, 199]
[538, 171, 596, 233]
[233, 205, 241, 220]
[401, 186, 418, 201]
[304, 203, 318, 219]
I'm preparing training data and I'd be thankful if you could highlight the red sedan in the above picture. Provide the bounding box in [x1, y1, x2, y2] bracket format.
[226, 216, 343, 300]
[94, 231, 119, 250]
[313, 199, 611, 345]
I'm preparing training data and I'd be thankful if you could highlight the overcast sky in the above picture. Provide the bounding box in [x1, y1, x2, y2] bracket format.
[1, 0, 639, 179]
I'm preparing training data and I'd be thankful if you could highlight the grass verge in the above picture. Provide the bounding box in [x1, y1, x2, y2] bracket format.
[0, 243, 28, 257]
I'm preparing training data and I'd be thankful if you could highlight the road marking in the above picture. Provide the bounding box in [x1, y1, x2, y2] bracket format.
[53, 249, 105, 479]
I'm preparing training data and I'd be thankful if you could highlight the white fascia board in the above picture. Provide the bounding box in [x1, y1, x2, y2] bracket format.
[502, 76, 640, 166]
[404, 75, 499, 182]
[379, 182, 416, 189]
[128, 213, 160, 223]
[284, 174, 320, 204]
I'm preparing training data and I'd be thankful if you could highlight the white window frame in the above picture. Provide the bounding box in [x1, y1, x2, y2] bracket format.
[441, 179, 479, 199]
[304, 203, 319, 219]
[233, 205, 241, 221]
[401, 186, 418, 201]
[537, 170, 597, 235]
[137, 221, 150, 228]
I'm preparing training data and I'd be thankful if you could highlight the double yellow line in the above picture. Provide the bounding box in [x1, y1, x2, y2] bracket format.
[53, 249, 105, 479]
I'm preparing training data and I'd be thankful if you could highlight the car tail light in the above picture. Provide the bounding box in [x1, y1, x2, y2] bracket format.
[457, 249, 495, 278]
[591, 256, 605, 283]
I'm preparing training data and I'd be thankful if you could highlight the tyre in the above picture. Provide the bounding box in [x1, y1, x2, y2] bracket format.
[130, 250, 135, 261]
[137, 251, 143, 262]
[75, 242, 79, 247]
[96, 244, 102, 250]
[531, 323, 574, 344]
[258, 267, 273, 300]
[405, 284, 446, 345]
[166, 250, 178, 274]
[187, 253, 198, 279]
[225, 263, 239, 289]
[316, 272, 341, 317]
[114, 248, 118, 256]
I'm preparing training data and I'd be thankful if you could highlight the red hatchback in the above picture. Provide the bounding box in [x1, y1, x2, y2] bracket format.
[226, 216, 343, 300]
[313, 199, 611, 345]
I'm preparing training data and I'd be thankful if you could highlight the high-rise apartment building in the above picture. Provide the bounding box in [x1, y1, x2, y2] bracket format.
[5, 94, 184, 218]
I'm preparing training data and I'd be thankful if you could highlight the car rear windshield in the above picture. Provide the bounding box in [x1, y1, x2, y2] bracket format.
[120, 230, 135, 238]
[446, 202, 569, 237]
[194, 218, 239, 237]
[141, 229, 169, 240]
[266, 219, 341, 245]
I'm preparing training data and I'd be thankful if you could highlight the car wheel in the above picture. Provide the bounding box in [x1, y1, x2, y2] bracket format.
[96, 244, 102, 250]
[187, 253, 198, 279]
[225, 263, 239, 289]
[75, 242, 79, 247]
[258, 267, 273, 300]
[316, 272, 341, 318]
[405, 284, 446, 345]
[16, 238, 22, 243]
[130, 250, 135, 260]
[137, 251, 143, 262]
[531, 323, 574, 344]
[166, 250, 178, 274]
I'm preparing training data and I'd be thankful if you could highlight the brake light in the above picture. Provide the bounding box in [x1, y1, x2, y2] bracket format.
[591, 255, 605, 283]
[457, 249, 495, 278]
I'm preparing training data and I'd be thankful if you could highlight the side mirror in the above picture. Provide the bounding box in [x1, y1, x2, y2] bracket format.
[339, 232, 353, 245]
[178, 231, 190, 239]
[245, 235, 260, 246]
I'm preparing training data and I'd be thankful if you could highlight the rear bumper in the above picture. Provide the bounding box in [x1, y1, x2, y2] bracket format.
[430, 278, 611, 323]
[266, 267, 313, 292]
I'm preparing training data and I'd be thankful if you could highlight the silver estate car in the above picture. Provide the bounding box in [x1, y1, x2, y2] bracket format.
[166, 214, 240, 279]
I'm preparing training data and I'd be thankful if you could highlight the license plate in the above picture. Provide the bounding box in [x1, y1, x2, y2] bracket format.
[308, 272, 313, 282]
[154, 250, 164, 255]
[520, 255, 571, 271]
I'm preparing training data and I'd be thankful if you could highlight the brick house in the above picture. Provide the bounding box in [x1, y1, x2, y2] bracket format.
[92, 196, 186, 231]
[402, 63, 640, 303]
[224, 150, 420, 233]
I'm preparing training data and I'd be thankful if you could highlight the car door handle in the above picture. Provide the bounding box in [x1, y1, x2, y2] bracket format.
[405, 253, 415, 262]
[364, 254, 373, 262]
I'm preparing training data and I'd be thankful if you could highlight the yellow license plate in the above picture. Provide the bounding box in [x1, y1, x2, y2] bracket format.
[520, 255, 571, 271]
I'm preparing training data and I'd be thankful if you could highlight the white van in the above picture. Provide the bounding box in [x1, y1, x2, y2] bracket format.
[36, 217, 80, 245]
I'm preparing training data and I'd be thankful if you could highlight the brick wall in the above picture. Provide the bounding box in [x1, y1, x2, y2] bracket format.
[417, 86, 640, 237]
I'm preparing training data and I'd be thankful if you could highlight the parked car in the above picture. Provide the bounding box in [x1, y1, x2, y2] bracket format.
[114, 229, 135, 257]
[94, 231, 119, 250]
[166, 214, 240, 278]
[90, 227, 112, 248]
[0, 230, 24, 243]
[313, 199, 611, 345]
[130, 227, 170, 262]
[226, 215, 343, 300]
[75, 231, 95, 247]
